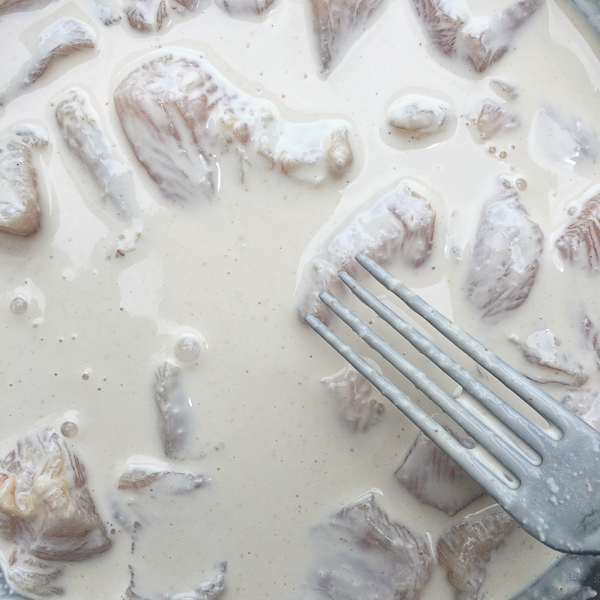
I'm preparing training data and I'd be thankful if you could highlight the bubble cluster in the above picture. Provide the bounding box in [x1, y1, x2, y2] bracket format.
[10, 296, 28, 315]
[174, 332, 202, 363]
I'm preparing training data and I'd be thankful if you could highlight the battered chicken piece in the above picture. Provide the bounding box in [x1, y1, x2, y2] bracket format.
[411, 0, 542, 72]
[509, 329, 588, 387]
[0, 18, 96, 108]
[0, 0, 50, 17]
[411, 0, 466, 55]
[295, 180, 435, 321]
[153, 362, 195, 459]
[466, 177, 543, 318]
[461, 0, 542, 72]
[0, 124, 48, 237]
[119, 463, 205, 493]
[563, 390, 600, 431]
[114, 49, 354, 204]
[476, 99, 519, 140]
[437, 505, 517, 600]
[1, 548, 63, 598]
[395, 429, 484, 516]
[214, 0, 275, 16]
[0, 427, 111, 562]
[309, 0, 386, 74]
[124, 0, 167, 32]
[322, 365, 384, 432]
[529, 106, 599, 167]
[555, 194, 600, 272]
[308, 492, 433, 599]
[387, 94, 449, 136]
[55, 88, 134, 216]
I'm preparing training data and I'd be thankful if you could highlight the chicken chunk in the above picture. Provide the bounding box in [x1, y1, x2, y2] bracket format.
[475, 99, 519, 140]
[0, 0, 50, 18]
[437, 505, 517, 600]
[153, 362, 195, 459]
[309, 0, 386, 74]
[0, 18, 96, 108]
[555, 193, 600, 272]
[509, 329, 587, 387]
[562, 390, 600, 432]
[0, 427, 111, 562]
[387, 94, 449, 136]
[1, 548, 63, 599]
[395, 429, 484, 516]
[214, 0, 275, 16]
[529, 106, 599, 168]
[114, 49, 354, 204]
[118, 462, 205, 493]
[124, 0, 167, 31]
[322, 365, 384, 432]
[295, 180, 435, 321]
[411, 0, 466, 55]
[55, 88, 134, 216]
[308, 492, 433, 599]
[0, 124, 48, 237]
[466, 177, 543, 317]
[411, 0, 542, 72]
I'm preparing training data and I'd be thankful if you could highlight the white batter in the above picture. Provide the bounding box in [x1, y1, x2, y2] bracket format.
[0, 0, 599, 597]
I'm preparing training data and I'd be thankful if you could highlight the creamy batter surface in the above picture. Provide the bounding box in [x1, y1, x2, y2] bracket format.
[1, 0, 600, 598]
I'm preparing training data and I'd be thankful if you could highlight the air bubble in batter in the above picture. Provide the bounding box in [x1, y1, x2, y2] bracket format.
[10, 296, 28, 315]
[174, 332, 202, 363]
[61, 420, 78, 438]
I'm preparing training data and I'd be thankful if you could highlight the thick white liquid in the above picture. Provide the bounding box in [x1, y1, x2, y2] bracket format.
[0, 0, 600, 598]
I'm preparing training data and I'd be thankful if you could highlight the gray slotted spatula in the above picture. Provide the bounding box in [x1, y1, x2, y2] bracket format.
[304, 252, 600, 555]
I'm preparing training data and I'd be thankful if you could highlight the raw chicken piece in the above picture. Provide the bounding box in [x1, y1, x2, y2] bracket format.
[0, 18, 96, 107]
[489, 77, 519, 100]
[562, 390, 600, 431]
[93, 0, 122, 25]
[555, 194, 600, 272]
[295, 180, 435, 321]
[0, 124, 48, 237]
[581, 316, 600, 367]
[0, 0, 50, 17]
[153, 362, 195, 459]
[475, 99, 519, 140]
[0, 426, 111, 561]
[395, 429, 484, 516]
[437, 504, 517, 600]
[124, 0, 167, 32]
[411, 0, 542, 72]
[2, 548, 63, 599]
[322, 365, 384, 432]
[309, 0, 386, 74]
[387, 94, 449, 136]
[55, 88, 134, 216]
[114, 49, 354, 204]
[466, 178, 543, 318]
[118, 462, 205, 493]
[461, 0, 542, 72]
[309, 492, 433, 600]
[214, 0, 274, 17]
[411, 0, 466, 55]
[509, 329, 588, 387]
[529, 107, 599, 168]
